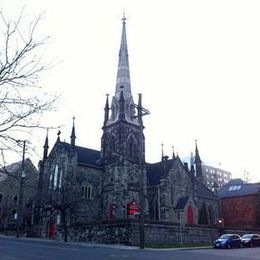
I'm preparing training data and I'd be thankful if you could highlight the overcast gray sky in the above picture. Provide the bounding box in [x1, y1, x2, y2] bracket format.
[2, 0, 260, 182]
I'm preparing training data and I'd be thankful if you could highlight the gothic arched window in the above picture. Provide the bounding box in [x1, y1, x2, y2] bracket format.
[82, 184, 93, 200]
[110, 136, 116, 154]
[54, 165, 59, 188]
[127, 136, 137, 160]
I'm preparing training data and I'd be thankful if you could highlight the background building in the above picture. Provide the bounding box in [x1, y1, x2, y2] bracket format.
[202, 165, 232, 191]
[0, 158, 38, 232]
[218, 178, 260, 228]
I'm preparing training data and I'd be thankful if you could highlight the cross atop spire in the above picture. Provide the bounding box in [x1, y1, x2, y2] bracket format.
[122, 11, 126, 23]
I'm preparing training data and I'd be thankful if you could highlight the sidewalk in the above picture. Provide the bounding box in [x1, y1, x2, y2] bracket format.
[0, 234, 212, 251]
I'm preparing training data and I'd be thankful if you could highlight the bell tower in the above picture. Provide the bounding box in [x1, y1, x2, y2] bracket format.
[101, 15, 149, 220]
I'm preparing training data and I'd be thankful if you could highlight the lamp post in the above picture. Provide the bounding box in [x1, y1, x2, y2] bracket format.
[16, 140, 26, 238]
[178, 212, 183, 245]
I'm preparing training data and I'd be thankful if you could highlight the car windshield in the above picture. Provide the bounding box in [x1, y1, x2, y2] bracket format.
[219, 234, 231, 239]
[242, 234, 253, 239]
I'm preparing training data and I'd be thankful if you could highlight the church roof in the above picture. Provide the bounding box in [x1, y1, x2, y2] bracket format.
[146, 158, 218, 200]
[194, 179, 218, 200]
[61, 142, 102, 168]
[175, 196, 189, 210]
[76, 146, 102, 167]
[146, 159, 176, 186]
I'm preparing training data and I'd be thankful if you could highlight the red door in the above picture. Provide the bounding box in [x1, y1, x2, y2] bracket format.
[187, 206, 194, 224]
[49, 223, 55, 239]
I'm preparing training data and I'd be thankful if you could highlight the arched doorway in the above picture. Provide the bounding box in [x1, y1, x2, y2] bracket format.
[187, 205, 194, 224]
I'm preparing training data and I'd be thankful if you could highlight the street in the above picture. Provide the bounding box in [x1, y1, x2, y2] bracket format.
[0, 236, 259, 260]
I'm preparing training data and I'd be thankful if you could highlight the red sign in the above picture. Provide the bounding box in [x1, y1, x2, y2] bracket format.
[127, 200, 139, 215]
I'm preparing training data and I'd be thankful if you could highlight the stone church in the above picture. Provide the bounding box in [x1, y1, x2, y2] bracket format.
[35, 16, 218, 239]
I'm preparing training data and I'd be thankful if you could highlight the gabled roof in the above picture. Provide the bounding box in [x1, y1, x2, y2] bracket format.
[0, 158, 37, 183]
[175, 196, 189, 210]
[76, 146, 102, 167]
[218, 178, 260, 198]
[194, 179, 218, 200]
[60, 142, 102, 168]
[146, 158, 176, 186]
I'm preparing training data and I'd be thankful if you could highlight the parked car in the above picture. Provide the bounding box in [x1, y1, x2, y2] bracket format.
[213, 234, 242, 249]
[241, 234, 260, 247]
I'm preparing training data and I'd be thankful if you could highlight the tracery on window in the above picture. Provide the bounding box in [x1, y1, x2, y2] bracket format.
[82, 184, 93, 200]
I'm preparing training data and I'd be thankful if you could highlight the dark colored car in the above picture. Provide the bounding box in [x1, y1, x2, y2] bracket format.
[213, 234, 242, 249]
[241, 234, 260, 247]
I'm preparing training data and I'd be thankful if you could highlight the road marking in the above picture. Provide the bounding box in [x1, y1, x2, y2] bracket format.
[109, 255, 129, 258]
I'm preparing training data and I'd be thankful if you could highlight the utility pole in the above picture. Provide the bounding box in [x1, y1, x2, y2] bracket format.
[137, 93, 150, 249]
[16, 140, 26, 238]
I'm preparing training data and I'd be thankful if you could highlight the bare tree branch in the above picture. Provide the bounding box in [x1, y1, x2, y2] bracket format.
[0, 8, 57, 165]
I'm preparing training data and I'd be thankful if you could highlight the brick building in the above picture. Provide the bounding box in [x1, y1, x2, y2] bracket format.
[218, 178, 260, 228]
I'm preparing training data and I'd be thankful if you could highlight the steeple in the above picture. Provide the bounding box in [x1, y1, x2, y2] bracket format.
[43, 128, 49, 160]
[70, 117, 76, 147]
[115, 13, 131, 100]
[107, 15, 138, 125]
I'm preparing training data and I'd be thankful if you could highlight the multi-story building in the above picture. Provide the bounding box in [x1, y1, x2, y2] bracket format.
[202, 165, 232, 191]
[189, 153, 232, 191]
[0, 158, 38, 232]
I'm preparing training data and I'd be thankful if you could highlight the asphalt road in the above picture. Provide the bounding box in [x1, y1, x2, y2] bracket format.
[0, 236, 259, 260]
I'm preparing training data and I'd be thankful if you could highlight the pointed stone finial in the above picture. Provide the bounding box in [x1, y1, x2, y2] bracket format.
[161, 143, 164, 162]
[194, 139, 201, 164]
[57, 130, 61, 142]
[43, 128, 49, 159]
[104, 94, 110, 124]
[71, 116, 76, 147]
[172, 146, 175, 159]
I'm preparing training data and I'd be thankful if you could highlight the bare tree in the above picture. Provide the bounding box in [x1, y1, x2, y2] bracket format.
[0, 8, 57, 162]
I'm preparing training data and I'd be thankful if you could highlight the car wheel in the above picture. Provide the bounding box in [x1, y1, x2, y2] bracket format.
[240, 243, 243, 248]
[227, 244, 231, 249]
[250, 242, 254, 248]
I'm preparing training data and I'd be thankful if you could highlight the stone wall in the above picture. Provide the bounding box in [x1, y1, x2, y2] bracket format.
[54, 221, 219, 246]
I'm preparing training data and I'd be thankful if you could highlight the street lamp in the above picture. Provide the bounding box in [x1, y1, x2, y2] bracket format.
[178, 212, 183, 245]
[16, 140, 26, 238]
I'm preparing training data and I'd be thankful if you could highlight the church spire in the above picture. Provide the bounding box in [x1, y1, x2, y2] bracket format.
[70, 116, 76, 147]
[43, 128, 49, 160]
[115, 13, 131, 99]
